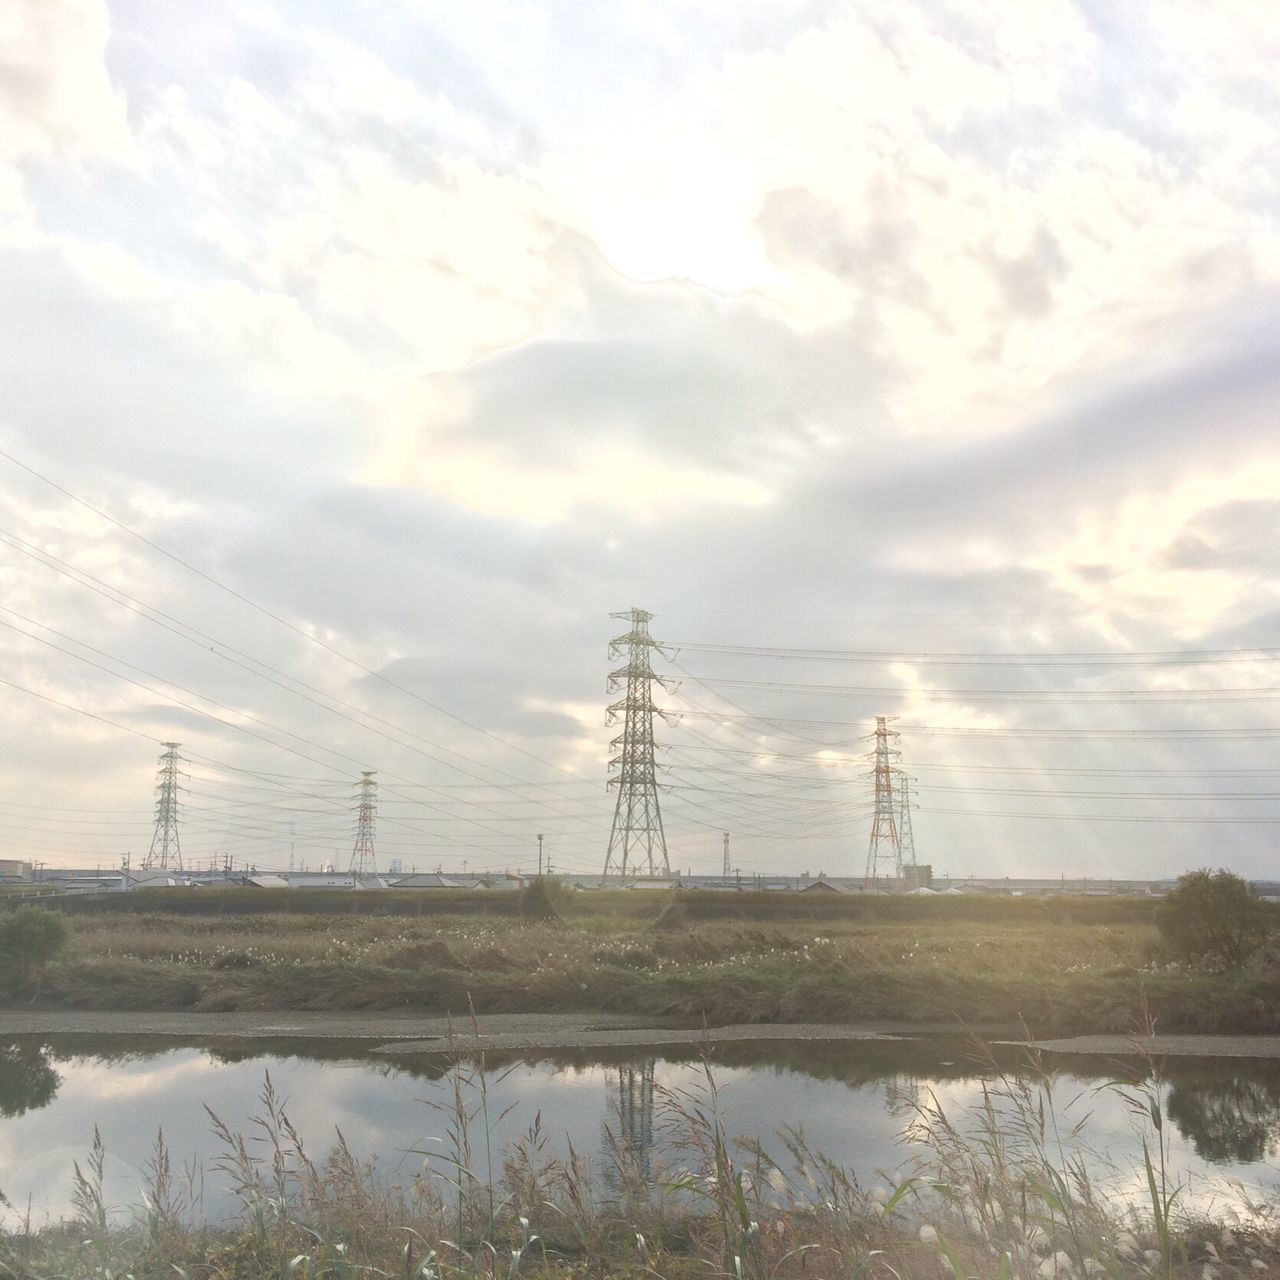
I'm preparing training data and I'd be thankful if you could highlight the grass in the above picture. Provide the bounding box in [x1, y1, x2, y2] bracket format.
[1, 1023, 1276, 1280]
[5, 898, 1280, 1032]
[50, 885, 1167, 925]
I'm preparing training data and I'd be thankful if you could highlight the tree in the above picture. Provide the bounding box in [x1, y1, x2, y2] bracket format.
[0, 1043, 60, 1117]
[1166, 1068, 1280, 1164]
[1155, 869, 1272, 969]
[0, 907, 71, 986]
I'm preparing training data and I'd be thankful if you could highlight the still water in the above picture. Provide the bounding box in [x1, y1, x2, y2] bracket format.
[1, 1035, 1277, 1225]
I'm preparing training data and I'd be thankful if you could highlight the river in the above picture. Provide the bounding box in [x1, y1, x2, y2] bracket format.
[1, 1033, 1277, 1227]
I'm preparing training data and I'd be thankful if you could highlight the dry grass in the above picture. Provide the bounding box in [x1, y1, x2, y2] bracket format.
[7, 908, 1277, 1032]
[64, 911, 1150, 972]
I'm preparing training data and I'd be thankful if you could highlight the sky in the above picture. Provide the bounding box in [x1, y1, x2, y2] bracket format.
[2, 0, 1279, 880]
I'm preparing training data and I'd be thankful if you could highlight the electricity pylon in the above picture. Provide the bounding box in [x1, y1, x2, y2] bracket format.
[603, 608, 671, 882]
[144, 742, 183, 871]
[863, 717, 902, 889]
[722, 831, 731, 878]
[896, 769, 917, 867]
[350, 771, 377, 875]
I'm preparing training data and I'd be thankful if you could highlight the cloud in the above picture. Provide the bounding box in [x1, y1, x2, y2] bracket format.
[364, 235, 887, 520]
[3, 1, 1280, 877]
[0, 0, 136, 170]
[1163, 500, 1280, 575]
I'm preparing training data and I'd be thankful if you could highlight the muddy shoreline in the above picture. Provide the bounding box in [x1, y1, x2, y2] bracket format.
[3, 1010, 1280, 1058]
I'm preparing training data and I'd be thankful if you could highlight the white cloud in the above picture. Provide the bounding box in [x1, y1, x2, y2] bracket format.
[0, 0, 138, 172]
[3, 1, 1280, 877]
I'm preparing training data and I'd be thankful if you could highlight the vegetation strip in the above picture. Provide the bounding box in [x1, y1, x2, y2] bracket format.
[2, 874, 1278, 1034]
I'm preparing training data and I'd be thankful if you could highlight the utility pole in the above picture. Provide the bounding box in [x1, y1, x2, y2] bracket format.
[602, 608, 672, 882]
[863, 718, 902, 890]
[143, 743, 184, 871]
[537, 833, 544, 878]
[350, 771, 377, 875]
[722, 831, 731, 878]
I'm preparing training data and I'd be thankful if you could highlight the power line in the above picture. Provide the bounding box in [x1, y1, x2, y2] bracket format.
[922, 806, 1280, 824]
[0, 536, 604, 800]
[0, 449, 584, 779]
[673, 710, 1280, 739]
[680, 674, 1280, 703]
[671, 640, 1280, 666]
[0, 608, 606, 841]
[0, 672, 595, 863]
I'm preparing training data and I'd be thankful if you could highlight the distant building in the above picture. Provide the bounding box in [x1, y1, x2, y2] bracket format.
[799, 878, 846, 894]
[391, 873, 469, 890]
[902, 864, 933, 891]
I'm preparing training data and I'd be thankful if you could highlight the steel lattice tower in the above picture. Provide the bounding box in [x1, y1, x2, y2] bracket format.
[863, 717, 902, 889]
[350, 771, 377, 875]
[722, 831, 731, 878]
[144, 742, 184, 871]
[896, 769, 917, 867]
[603, 608, 671, 882]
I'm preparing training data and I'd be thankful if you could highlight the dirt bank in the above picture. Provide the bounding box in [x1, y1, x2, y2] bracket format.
[1018, 1032, 1280, 1059]
[5, 1010, 1280, 1058]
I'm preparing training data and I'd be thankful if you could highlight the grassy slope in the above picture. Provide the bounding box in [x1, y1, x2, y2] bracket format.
[6, 889, 1278, 1032]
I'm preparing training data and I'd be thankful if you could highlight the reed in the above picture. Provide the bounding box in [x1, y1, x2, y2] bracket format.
[16, 909, 1279, 1033]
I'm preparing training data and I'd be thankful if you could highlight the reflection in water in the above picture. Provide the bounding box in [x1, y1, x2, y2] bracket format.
[607, 1059, 656, 1180]
[0, 1042, 59, 1117]
[1167, 1068, 1280, 1165]
[0, 1032, 1277, 1226]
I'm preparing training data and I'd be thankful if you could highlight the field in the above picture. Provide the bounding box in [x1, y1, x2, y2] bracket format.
[8, 888, 1280, 1033]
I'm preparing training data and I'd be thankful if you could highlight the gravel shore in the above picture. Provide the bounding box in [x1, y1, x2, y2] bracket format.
[4, 1011, 1280, 1058]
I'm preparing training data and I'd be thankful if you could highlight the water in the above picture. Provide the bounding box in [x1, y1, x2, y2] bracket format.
[1, 1034, 1277, 1226]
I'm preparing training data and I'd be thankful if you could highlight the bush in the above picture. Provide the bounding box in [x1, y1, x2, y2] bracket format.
[1155, 868, 1273, 968]
[520, 876, 570, 921]
[0, 908, 71, 986]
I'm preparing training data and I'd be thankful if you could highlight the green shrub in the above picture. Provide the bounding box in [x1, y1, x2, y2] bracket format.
[1155, 868, 1273, 969]
[520, 877, 570, 921]
[0, 908, 71, 985]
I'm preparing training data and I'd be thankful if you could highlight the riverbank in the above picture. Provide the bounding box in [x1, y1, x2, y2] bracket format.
[7, 1009, 1280, 1059]
[8, 903, 1280, 1034]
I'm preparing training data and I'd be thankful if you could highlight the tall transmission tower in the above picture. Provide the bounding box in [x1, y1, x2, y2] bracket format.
[722, 831, 731, 878]
[603, 608, 671, 882]
[350, 771, 377, 875]
[144, 742, 183, 871]
[896, 769, 917, 868]
[863, 717, 902, 889]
